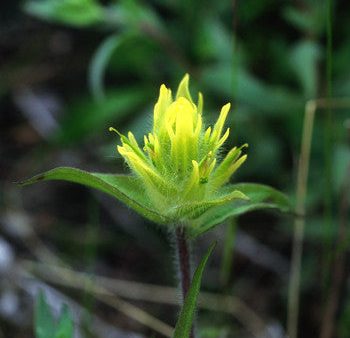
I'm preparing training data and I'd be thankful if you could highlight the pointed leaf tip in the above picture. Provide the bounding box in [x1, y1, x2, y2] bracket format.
[19, 167, 169, 225]
[189, 183, 291, 237]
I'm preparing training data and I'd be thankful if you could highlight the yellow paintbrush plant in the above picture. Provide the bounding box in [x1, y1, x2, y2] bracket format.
[20, 74, 290, 338]
[110, 74, 248, 222]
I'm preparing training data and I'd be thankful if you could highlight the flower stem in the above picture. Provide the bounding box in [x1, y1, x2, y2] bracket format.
[175, 226, 194, 338]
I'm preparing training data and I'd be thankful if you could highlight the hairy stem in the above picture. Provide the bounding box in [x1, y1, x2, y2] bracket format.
[175, 226, 194, 338]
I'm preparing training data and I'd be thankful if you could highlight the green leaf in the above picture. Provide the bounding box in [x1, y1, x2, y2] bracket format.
[19, 167, 169, 225]
[89, 33, 134, 101]
[55, 87, 150, 144]
[289, 40, 321, 98]
[220, 218, 237, 286]
[118, 0, 163, 32]
[189, 183, 291, 237]
[55, 306, 74, 338]
[35, 291, 55, 338]
[283, 5, 326, 37]
[201, 65, 303, 117]
[173, 190, 248, 220]
[173, 242, 216, 338]
[23, 0, 104, 27]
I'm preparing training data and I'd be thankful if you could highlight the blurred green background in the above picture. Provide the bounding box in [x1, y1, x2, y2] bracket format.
[0, 0, 349, 337]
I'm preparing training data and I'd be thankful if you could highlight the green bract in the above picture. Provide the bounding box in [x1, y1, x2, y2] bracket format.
[111, 75, 248, 220]
[20, 75, 291, 236]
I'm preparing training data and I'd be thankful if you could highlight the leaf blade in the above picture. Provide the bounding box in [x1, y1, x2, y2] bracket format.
[89, 34, 133, 101]
[19, 167, 169, 224]
[189, 183, 291, 237]
[173, 242, 216, 338]
[35, 291, 56, 338]
[55, 305, 74, 338]
[23, 0, 104, 27]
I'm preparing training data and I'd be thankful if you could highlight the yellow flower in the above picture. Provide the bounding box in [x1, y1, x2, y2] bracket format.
[110, 74, 248, 220]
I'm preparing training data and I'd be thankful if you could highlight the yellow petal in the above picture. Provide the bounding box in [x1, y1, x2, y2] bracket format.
[210, 103, 230, 147]
[184, 160, 200, 194]
[215, 128, 230, 150]
[197, 92, 203, 115]
[175, 74, 193, 102]
[154, 84, 172, 132]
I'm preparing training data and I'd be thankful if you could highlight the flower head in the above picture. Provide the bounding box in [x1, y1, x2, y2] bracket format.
[110, 74, 248, 221]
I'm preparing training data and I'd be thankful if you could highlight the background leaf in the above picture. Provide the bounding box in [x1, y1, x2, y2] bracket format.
[55, 87, 150, 144]
[55, 305, 74, 338]
[201, 66, 303, 116]
[23, 0, 104, 27]
[35, 291, 55, 338]
[89, 33, 134, 101]
[289, 40, 321, 98]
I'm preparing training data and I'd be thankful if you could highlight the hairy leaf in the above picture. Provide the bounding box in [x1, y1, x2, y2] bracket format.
[19, 167, 169, 224]
[189, 183, 291, 237]
[173, 242, 216, 338]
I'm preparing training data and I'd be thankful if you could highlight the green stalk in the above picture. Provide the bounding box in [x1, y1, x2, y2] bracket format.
[287, 98, 350, 338]
[323, 0, 334, 295]
[287, 101, 316, 338]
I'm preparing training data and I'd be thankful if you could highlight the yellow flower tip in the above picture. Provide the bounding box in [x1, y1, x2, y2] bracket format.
[197, 92, 203, 115]
[223, 102, 231, 111]
[219, 103, 230, 121]
[117, 145, 126, 155]
[176, 74, 193, 102]
[154, 84, 173, 127]
[237, 154, 248, 166]
[158, 84, 170, 98]
[182, 73, 190, 84]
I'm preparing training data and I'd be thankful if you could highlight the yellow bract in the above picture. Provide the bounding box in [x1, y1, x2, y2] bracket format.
[111, 74, 248, 218]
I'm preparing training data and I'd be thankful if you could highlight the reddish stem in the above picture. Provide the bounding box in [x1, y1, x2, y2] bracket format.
[175, 226, 194, 338]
